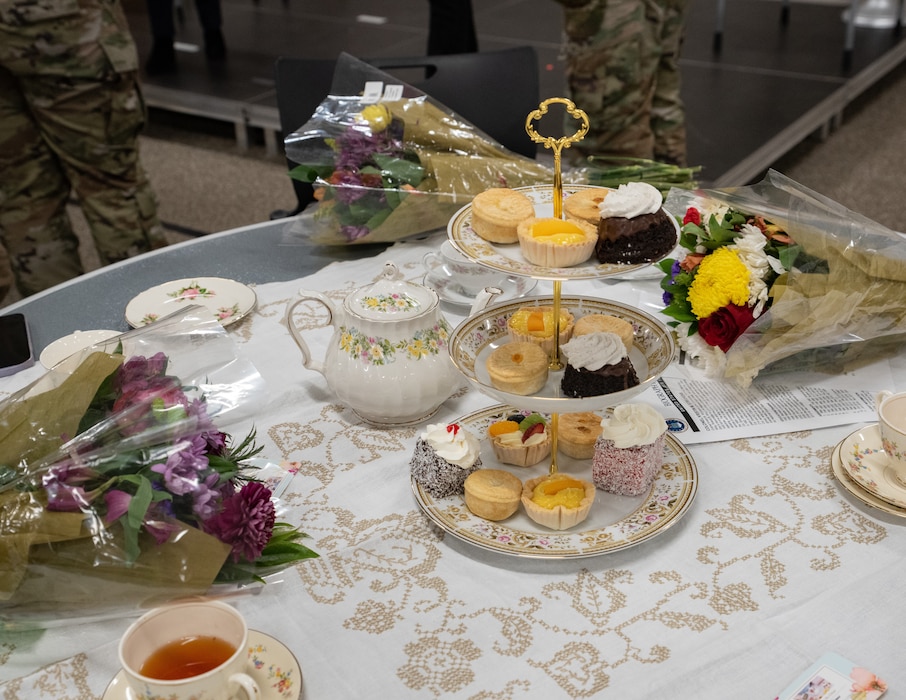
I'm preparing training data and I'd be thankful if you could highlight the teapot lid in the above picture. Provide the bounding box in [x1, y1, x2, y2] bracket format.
[346, 262, 437, 321]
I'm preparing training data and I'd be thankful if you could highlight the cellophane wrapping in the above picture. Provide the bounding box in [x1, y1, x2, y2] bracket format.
[282, 52, 558, 245]
[663, 170, 906, 386]
[0, 308, 316, 629]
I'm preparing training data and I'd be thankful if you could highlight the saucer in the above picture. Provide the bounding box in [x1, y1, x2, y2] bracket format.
[838, 423, 906, 509]
[102, 630, 302, 699]
[831, 438, 906, 518]
[39, 329, 121, 369]
[125, 277, 257, 328]
[423, 270, 536, 308]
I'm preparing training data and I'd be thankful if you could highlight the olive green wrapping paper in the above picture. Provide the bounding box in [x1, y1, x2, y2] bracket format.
[0, 309, 271, 628]
[665, 170, 906, 386]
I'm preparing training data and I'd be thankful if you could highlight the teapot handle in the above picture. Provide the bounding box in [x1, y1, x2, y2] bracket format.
[284, 290, 336, 376]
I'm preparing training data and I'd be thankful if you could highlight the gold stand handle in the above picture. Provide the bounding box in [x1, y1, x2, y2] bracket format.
[524, 98, 590, 219]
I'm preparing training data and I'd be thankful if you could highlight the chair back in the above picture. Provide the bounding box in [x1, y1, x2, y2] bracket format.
[272, 47, 540, 216]
[369, 46, 540, 158]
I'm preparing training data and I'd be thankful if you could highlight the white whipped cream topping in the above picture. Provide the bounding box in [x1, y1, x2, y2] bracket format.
[561, 332, 626, 371]
[421, 422, 481, 468]
[598, 182, 662, 218]
[600, 404, 667, 448]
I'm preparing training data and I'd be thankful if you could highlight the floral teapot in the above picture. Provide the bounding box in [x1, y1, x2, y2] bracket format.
[285, 262, 499, 427]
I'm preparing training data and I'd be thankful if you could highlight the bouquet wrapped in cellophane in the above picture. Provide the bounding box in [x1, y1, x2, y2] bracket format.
[283, 53, 701, 245]
[0, 308, 317, 629]
[659, 170, 906, 387]
[283, 52, 554, 244]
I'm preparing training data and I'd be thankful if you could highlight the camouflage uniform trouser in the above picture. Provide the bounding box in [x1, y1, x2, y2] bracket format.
[557, 0, 688, 166]
[0, 0, 163, 298]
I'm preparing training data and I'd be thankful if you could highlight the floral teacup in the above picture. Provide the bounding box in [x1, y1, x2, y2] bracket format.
[877, 390, 906, 486]
[423, 240, 506, 297]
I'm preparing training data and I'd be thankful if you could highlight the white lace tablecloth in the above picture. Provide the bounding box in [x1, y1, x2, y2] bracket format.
[2, 238, 905, 699]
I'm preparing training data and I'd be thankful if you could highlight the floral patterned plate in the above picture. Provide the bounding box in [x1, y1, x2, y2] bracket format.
[125, 277, 257, 328]
[831, 437, 906, 518]
[447, 184, 680, 281]
[411, 405, 698, 559]
[448, 295, 676, 413]
[840, 423, 906, 508]
[839, 423, 906, 509]
[102, 630, 302, 699]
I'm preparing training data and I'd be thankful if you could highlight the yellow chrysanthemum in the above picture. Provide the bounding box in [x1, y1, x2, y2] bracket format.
[688, 247, 750, 319]
[360, 104, 392, 133]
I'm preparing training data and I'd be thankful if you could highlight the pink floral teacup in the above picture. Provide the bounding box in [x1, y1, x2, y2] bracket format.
[876, 390, 906, 486]
[118, 600, 260, 700]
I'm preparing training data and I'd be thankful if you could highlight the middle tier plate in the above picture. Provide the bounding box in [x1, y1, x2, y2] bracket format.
[449, 295, 676, 413]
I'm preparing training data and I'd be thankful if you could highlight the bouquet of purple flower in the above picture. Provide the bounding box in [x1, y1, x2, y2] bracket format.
[284, 53, 554, 244]
[0, 309, 316, 626]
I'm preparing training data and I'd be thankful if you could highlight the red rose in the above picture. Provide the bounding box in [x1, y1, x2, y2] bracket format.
[697, 304, 756, 352]
[682, 207, 702, 226]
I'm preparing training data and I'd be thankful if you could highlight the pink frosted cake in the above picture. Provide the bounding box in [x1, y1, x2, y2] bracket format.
[410, 422, 482, 498]
[591, 404, 667, 496]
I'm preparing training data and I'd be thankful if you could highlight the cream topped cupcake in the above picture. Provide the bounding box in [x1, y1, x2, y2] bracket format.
[591, 404, 668, 496]
[560, 332, 639, 398]
[410, 422, 482, 498]
[516, 217, 597, 267]
[595, 182, 676, 265]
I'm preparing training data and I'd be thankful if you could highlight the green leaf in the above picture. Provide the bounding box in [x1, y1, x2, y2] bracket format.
[118, 475, 153, 563]
[373, 154, 425, 185]
[288, 163, 334, 183]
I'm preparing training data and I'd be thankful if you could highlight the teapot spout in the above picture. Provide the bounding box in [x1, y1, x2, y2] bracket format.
[469, 286, 503, 316]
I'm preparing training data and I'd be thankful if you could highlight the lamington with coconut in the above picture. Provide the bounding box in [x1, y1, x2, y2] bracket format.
[410, 422, 482, 498]
[591, 404, 667, 496]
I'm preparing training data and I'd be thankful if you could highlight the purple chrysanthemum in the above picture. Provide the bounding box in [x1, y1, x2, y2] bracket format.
[202, 481, 275, 562]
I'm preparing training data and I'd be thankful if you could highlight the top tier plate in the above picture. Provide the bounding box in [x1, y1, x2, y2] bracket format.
[447, 184, 678, 281]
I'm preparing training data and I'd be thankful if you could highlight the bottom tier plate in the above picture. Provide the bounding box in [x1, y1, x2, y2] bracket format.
[411, 405, 698, 559]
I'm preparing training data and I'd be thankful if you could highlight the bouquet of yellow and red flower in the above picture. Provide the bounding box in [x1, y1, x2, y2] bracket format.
[0, 309, 317, 627]
[659, 171, 906, 386]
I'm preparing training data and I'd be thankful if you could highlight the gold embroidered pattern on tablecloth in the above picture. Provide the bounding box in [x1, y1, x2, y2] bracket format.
[283, 424, 886, 697]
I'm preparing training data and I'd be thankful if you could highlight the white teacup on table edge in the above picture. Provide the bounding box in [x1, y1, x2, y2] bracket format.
[117, 599, 260, 700]
[422, 239, 509, 297]
[876, 390, 906, 487]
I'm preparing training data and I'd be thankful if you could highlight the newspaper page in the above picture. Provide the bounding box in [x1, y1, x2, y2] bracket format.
[633, 361, 890, 445]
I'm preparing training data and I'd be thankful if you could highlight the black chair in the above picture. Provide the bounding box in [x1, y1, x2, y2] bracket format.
[270, 57, 337, 219]
[271, 47, 540, 219]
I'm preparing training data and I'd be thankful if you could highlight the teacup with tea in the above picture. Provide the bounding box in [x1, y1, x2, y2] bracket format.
[118, 599, 261, 700]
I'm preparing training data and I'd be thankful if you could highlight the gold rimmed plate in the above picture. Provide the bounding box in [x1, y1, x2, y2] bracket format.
[831, 437, 906, 518]
[125, 277, 257, 328]
[411, 405, 697, 559]
[837, 423, 906, 510]
[446, 184, 680, 281]
[448, 295, 676, 414]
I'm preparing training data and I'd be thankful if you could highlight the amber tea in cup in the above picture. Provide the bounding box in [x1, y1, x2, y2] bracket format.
[140, 634, 237, 680]
[118, 599, 261, 700]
